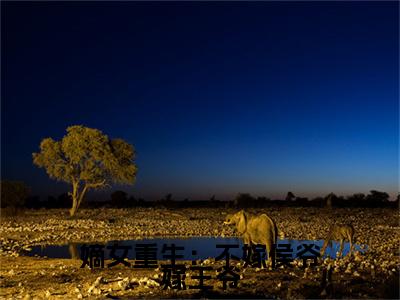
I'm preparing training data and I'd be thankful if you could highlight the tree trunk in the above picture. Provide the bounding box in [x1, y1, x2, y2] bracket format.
[77, 185, 88, 209]
[68, 243, 79, 259]
[69, 181, 79, 217]
[69, 180, 105, 217]
[69, 182, 88, 217]
[70, 195, 79, 217]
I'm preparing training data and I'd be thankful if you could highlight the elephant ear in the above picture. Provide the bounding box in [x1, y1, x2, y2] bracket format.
[237, 211, 247, 234]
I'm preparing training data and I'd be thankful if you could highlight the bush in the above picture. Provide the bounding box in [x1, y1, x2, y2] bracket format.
[1, 181, 29, 215]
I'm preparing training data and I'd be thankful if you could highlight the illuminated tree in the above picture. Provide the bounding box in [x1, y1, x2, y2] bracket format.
[33, 125, 137, 216]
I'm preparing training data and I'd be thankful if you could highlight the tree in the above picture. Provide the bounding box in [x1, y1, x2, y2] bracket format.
[25, 195, 41, 209]
[295, 196, 309, 206]
[57, 192, 72, 208]
[325, 193, 335, 209]
[1, 180, 29, 209]
[111, 190, 128, 207]
[161, 193, 173, 203]
[256, 196, 271, 208]
[346, 193, 365, 207]
[33, 125, 137, 216]
[234, 193, 255, 208]
[365, 190, 390, 207]
[285, 191, 295, 202]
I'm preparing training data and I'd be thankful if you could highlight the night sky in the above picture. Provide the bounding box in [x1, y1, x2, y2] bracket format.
[2, 2, 398, 200]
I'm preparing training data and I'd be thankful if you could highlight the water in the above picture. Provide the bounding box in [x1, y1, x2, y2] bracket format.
[24, 237, 366, 260]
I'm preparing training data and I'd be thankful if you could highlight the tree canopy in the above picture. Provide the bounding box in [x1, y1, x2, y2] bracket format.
[33, 125, 137, 216]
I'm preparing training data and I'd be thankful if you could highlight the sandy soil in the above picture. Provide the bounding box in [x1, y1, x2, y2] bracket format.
[0, 207, 399, 299]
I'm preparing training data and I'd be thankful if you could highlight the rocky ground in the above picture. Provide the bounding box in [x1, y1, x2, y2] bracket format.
[0, 207, 399, 299]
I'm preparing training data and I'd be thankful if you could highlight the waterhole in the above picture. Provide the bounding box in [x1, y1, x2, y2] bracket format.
[25, 237, 366, 260]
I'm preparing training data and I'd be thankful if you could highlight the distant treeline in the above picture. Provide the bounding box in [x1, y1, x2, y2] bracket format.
[4, 184, 398, 210]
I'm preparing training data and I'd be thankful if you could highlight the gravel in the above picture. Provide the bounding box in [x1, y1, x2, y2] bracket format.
[0, 207, 398, 299]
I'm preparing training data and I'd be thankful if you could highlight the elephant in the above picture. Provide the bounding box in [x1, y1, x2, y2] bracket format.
[224, 210, 278, 265]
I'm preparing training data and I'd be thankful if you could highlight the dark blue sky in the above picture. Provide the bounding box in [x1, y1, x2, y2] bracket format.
[2, 2, 398, 200]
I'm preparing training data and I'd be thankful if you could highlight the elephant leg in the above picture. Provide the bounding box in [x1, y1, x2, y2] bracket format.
[348, 233, 353, 256]
[243, 233, 251, 245]
[265, 240, 274, 268]
[242, 234, 252, 267]
[320, 239, 329, 258]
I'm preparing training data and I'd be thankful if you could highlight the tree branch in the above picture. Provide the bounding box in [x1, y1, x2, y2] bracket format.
[86, 179, 107, 189]
[77, 184, 88, 208]
[74, 179, 109, 211]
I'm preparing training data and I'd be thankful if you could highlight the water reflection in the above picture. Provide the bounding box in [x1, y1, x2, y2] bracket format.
[28, 237, 366, 260]
[68, 243, 80, 259]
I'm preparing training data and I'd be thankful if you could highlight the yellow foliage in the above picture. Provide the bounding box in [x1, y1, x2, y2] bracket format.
[32, 125, 137, 216]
